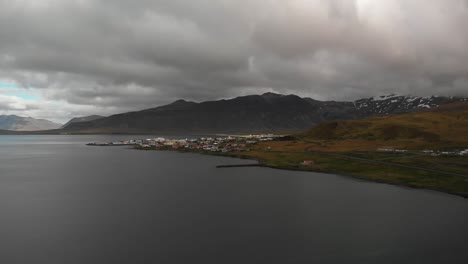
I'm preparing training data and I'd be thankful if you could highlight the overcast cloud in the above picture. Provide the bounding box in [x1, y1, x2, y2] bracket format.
[1, 0, 468, 122]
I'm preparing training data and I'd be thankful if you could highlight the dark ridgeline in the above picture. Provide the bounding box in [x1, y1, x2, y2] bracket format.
[62, 93, 467, 134]
[60, 115, 105, 128]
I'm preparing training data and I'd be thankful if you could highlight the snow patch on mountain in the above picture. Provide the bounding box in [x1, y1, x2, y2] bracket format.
[353, 95, 466, 115]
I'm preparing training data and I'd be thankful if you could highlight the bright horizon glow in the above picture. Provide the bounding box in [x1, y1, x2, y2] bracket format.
[0, 81, 40, 100]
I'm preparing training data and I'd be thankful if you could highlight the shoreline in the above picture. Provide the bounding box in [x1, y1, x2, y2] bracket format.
[216, 164, 266, 168]
[138, 147, 468, 199]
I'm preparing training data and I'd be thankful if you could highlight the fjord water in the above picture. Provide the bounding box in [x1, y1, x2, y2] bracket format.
[0, 136, 467, 264]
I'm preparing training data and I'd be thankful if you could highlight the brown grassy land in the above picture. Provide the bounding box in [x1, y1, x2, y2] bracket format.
[296, 101, 468, 151]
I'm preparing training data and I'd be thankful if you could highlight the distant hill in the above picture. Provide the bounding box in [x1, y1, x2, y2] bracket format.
[0, 115, 62, 131]
[63, 93, 467, 134]
[61, 115, 104, 129]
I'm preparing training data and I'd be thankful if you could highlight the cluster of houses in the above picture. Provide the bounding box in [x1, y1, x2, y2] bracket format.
[376, 147, 468, 156]
[88, 134, 278, 153]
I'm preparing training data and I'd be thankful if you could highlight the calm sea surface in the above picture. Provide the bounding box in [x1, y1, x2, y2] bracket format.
[0, 135, 467, 264]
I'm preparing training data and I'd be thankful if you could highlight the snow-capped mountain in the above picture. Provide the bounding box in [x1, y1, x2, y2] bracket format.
[354, 95, 467, 115]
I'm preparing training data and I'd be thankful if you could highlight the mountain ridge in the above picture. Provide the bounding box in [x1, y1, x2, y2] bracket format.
[61, 115, 105, 129]
[62, 93, 467, 134]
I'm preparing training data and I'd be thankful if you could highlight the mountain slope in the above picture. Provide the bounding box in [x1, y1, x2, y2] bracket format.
[61, 115, 104, 129]
[0, 115, 62, 131]
[63, 93, 467, 134]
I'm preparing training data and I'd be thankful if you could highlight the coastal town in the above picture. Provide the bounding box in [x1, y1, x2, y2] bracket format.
[87, 134, 279, 153]
[87, 135, 468, 158]
[88, 135, 468, 157]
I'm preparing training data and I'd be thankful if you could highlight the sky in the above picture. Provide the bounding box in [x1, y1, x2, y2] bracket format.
[1, 0, 468, 123]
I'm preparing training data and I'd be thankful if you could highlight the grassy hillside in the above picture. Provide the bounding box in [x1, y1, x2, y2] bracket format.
[296, 101, 468, 151]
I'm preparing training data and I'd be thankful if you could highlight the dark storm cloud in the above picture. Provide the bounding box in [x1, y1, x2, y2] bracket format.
[0, 0, 468, 121]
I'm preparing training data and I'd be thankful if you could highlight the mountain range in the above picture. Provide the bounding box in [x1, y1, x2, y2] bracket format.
[0, 115, 62, 131]
[61, 93, 467, 134]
